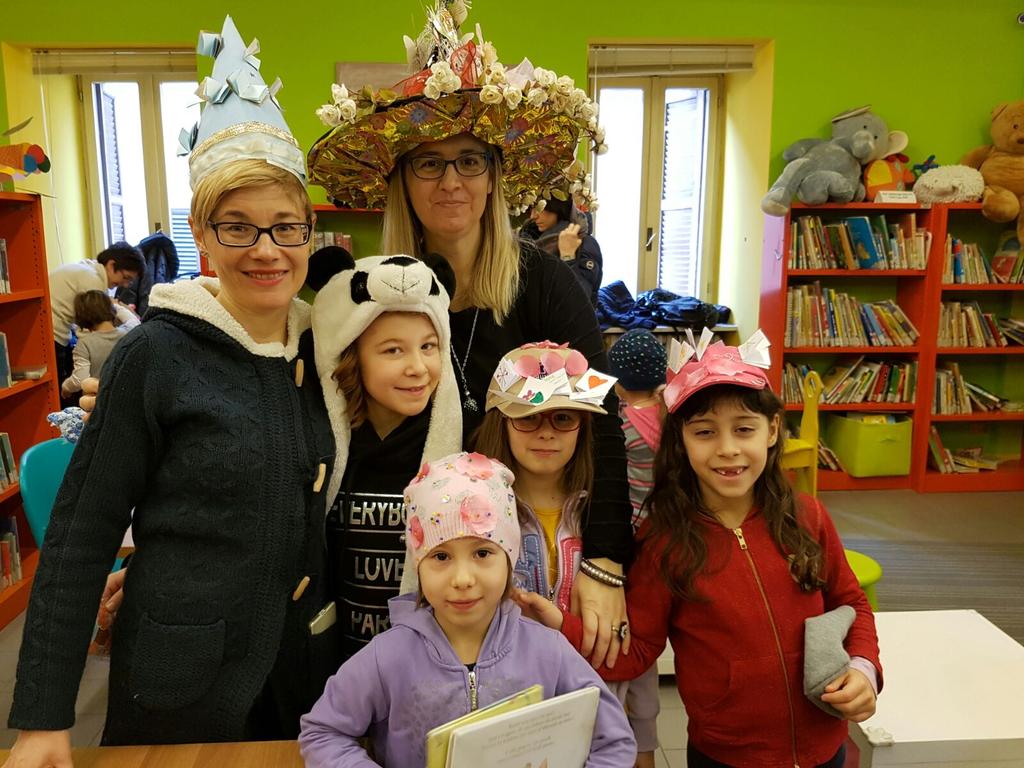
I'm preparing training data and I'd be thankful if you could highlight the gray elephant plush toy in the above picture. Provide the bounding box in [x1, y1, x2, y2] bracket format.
[762, 105, 909, 216]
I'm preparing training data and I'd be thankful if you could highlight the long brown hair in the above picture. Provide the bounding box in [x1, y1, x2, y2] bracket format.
[332, 343, 367, 429]
[470, 409, 594, 515]
[644, 383, 825, 600]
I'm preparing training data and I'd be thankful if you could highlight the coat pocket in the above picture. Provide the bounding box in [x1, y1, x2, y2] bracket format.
[129, 613, 226, 711]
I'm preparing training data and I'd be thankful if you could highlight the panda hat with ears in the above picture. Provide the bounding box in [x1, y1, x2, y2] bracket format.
[309, 248, 463, 509]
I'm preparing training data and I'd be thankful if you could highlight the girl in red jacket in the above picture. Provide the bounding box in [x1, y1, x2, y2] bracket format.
[519, 337, 881, 768]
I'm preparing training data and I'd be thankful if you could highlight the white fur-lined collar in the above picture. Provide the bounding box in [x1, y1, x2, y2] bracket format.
[148, 277, 311, 360]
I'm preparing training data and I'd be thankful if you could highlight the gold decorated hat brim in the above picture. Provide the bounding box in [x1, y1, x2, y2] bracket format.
[308, 90, 583, 210]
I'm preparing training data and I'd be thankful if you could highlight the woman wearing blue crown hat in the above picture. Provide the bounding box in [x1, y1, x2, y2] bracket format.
[5, 17, 341, 763]
[308, 0, 632, 668]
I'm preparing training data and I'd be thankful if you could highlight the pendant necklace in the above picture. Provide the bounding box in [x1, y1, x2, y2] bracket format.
[452, 308, 480, 412]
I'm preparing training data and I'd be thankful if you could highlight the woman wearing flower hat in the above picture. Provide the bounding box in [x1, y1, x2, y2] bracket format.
[5, 18, 339, 763]
[308, 0, 631, 666]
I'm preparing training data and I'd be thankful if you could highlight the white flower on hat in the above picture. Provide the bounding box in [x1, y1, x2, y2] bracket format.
[484, 62, 506, 85]
[331, 83, 349, 104]
[534, 197, 547, 211]
[338, 99, 358, 122]
[479, 84, 503, 105]
[533, 67, 556, 87]
[526, 86, 548, 108]
[555, 75, 575, 96]
[316, 103, 343, 127]
[481, 41, 499, 67]
[503, 85, 523, 109]
[423, 80, 442, 100]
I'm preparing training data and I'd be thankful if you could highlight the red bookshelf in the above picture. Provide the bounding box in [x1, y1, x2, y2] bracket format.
[0, 192, 60, 630]
[761, 202, 1024, 493]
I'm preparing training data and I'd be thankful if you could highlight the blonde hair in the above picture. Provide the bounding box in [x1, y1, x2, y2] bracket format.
[381, 149, 521, 324]
[190, 159, 312, 231]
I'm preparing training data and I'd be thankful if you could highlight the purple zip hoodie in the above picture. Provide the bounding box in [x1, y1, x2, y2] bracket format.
[299, 593, 637, 767]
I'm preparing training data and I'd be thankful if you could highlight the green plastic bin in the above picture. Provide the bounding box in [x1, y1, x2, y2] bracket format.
[824, 413, 912, 477]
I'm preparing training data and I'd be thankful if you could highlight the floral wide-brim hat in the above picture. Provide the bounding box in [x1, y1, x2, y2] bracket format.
[307, 0, 605, 214]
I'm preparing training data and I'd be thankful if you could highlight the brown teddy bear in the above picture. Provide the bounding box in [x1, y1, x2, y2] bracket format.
[962, 101, 1024, 241]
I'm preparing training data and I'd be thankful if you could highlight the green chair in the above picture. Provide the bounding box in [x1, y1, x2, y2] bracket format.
[20, 438, 77, 548]
[844, 549, 882, 610]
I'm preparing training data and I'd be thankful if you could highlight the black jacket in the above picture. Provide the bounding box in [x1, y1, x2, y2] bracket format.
[116, 232, 179, 317]
[9, 282, 337, 743]
[520, 221, 603, 306]
[327, 406, 431, 661]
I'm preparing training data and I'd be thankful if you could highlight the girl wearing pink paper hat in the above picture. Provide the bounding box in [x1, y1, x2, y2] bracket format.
[299, 452, 636, 768]
[519, 337, 883, 768]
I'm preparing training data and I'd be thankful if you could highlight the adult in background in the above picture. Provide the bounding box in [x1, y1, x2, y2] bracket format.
[308, 0, 631, 666]
[521, 194, 603, 306]
[6, 17, 336, 765]
[48, 242, 143, 406]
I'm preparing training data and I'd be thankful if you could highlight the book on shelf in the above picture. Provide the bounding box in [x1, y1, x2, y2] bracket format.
[951, 447, 999, 471]
[927, 426, 955, 473]
[442, 686, 600, 768]
[0, 332, 10, 388]
[312, 230, 353, 255]
[785, 284, 915, 348]
[787, 213, 928, 270]
[932, 363, 972, 415]
[0, 238, 9, 294]
[0, 433, 17, 488]
[426, 684, 543, 768]
[818, 438, 845, 472]
[943, 236, 995, 284]
[998, 317, 1024, 345]
[10, 365, 47, 381]
[939, 302, 1010, 347]
[989, 231, 1023, 284]
[0, 517, 23, 585]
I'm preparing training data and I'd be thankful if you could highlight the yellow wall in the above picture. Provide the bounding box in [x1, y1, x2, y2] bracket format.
[720, 42, 775, 337]
[1, 46, 90, 269]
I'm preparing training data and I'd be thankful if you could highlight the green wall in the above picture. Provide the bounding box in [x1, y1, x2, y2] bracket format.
[3, 0, 1023, 180]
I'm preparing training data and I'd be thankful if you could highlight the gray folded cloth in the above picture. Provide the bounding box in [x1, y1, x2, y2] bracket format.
[804, 605, 855, 717]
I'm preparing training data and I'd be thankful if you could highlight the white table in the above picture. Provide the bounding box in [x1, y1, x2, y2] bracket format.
[850, 610, 1024, 767]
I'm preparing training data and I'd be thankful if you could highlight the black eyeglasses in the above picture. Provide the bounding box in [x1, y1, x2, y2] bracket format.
[207, 221, 311, 247]
[405, 152, 492, 180]
[508, 410, 584, 433]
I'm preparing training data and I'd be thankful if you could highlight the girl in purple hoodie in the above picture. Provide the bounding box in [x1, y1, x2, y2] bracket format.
[299, 452, 636, 767]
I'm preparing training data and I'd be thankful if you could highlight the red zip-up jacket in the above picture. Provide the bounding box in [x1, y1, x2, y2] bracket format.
[563, 494, 881, 768]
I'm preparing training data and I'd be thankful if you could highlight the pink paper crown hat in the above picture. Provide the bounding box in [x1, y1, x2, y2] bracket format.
[663, 328, 773, 413]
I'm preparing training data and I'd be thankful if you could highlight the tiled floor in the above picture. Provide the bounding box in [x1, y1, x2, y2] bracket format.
[0, 488, 1019, 767]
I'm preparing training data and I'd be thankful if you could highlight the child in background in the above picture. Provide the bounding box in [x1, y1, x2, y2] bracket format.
[521, 339, 881, 768]
[311, 252, 463, 663]
[605, 328, 668, 768]
[608, 329, 667, 527]
[60, 289, 129, 398]
[299, 452, 636, 767]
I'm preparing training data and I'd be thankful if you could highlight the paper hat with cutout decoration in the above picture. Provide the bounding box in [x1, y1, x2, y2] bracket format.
[663, 328, 773, 413]
[179, 15, 305, 189]
[485, 341, 616, 418]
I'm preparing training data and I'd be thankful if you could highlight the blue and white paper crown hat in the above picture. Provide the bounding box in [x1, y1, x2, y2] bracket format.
[179, 15, 306, 189]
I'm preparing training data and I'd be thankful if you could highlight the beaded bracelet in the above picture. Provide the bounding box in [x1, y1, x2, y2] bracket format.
[580, 558, 626, 588]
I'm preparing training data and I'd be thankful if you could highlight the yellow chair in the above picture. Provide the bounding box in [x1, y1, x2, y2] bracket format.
[844, 549, 883, 610]
[780, 370, 822, 497]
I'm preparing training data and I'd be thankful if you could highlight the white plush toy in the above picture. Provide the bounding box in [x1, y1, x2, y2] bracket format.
[914, 165, 985, 204]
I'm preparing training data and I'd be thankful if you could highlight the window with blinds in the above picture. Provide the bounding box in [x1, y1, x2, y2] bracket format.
[590, 44, 746, 300]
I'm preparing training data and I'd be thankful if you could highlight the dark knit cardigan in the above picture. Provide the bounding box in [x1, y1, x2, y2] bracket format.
[9, 280, 338, 743]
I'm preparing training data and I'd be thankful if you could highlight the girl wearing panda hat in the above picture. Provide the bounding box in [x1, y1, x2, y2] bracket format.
[308, 249, 463, 663]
